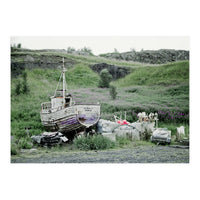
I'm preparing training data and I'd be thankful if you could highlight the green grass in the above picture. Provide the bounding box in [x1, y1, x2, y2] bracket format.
[27, 64, 100, 88]
[113, 61, 189, 87]
[74, 134, 115, 150]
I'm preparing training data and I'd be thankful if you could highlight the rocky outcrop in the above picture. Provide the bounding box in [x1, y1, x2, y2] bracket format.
[90, 63, 131, 80]
[99, 49, 189, 64]
[11, 52, 76, 77]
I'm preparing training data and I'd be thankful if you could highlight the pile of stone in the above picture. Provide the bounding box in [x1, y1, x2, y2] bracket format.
[97, 119, 155, 142]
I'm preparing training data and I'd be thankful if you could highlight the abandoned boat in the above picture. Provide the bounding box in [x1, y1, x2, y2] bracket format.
[40, 58, 100, 136]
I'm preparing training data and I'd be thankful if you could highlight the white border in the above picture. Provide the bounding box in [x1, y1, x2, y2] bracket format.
[1, 0, 200, 200]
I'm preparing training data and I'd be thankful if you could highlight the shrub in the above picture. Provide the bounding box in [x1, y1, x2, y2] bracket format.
[80, 47, 93, 56]
[98, 69, 112, 88]
[22, 71, 29, 94]
[15, 80, 21, 95]
[17, 43, 21, 48]
[11, 143, 18, 155]
[17, 138, 33, 149]
[14, 71, 29, 95]
[74, 134, 115, 150]
[67, 46, 76, 54]
[109, 85, 117, 100]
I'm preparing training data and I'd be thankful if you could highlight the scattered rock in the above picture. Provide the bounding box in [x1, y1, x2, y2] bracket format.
[99, 49, 189, 64]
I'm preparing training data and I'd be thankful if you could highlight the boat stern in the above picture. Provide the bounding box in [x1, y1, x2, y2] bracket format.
[76, 104, 100, 128]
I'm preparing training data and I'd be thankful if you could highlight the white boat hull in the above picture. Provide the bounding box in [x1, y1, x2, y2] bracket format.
[41, 104, 100, 133]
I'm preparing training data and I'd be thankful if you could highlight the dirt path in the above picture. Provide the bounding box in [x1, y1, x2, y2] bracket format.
[11, 146, 189, 163]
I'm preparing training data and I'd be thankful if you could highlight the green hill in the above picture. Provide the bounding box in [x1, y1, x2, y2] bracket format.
[113, 61, 189, 87]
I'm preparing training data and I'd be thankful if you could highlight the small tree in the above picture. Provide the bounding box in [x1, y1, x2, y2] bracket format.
[67, 46, 75, 54]
[80, 47, 93, 56]
[22, 71, 29, 94]
[98, 69, 112, 88]
[109, 85, 117, 100]
[17, 43, 21, 48]
[15, 80, 21, 95]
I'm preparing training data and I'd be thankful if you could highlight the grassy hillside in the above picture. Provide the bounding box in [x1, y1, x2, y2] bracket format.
[113, 61, 189, 87]
[11, 50, 146, 70]
[11, 50, 190, 152]
[28, 64, 100, 88]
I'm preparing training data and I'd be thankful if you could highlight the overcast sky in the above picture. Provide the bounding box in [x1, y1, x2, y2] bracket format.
[10, 36, 189, 55]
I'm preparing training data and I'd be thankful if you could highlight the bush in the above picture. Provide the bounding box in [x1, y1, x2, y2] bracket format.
[67, 46, 76, 54]
[15, 80, 21, 95]
[98, 69, 112, 88]
[74, 134, 115, 150]
[109, 85, 117, 99]
[14, 71, 29, 95]
[22, 71, 29, 94]
[11, 143, 18, 155]
[17, 43, 21, 48]
[80, 47, 93, 56]
[17, 138, 33, 149]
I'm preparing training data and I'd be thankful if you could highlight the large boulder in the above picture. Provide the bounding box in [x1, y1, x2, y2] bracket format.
[130, 122, 155, 140]
[176, 126, 185, 141]
[150, 128, 171, 144]
[98, 119, 156, 141]
[114, 125, 140, 141]
[97, 119, 119, 133]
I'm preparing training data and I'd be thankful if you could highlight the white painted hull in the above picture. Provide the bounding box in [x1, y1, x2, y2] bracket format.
[41, 104, 100, 133]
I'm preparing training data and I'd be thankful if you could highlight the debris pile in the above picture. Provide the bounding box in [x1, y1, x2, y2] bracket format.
[31, 132, 68, 147]
[98, 112, 173, 144]
[97, 118, 155, 142]
[150, 128, 171, 144]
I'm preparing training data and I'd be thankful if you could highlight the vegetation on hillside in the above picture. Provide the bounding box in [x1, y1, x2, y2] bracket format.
[10, 49, 190, 153]
[113, 61, 189, 87]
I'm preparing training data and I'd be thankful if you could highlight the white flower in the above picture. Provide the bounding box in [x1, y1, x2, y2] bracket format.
[142, 112, 146, 118]
[149, 113, 154, 118]
[137, 112, 142, 118]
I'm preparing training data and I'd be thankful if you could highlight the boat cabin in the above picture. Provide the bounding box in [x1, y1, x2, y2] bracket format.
[51, 93, 73, 109]
[41, 92, 73, 113]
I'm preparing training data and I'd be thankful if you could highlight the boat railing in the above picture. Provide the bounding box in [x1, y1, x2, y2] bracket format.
[41, 102, 51, 110]
[41, 103, 67, 113]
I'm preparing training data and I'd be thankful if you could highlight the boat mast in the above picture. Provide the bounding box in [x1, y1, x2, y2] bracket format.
[63, 57, 65, 106]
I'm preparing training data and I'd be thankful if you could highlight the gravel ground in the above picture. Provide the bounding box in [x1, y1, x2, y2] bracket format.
[11, 145, 189, 163]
